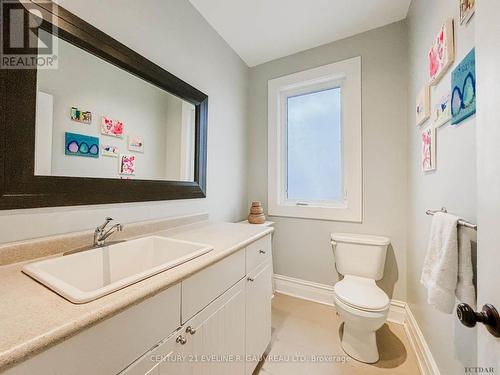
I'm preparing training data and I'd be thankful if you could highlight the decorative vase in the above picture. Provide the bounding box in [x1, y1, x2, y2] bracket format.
[248, 201, 266, 224]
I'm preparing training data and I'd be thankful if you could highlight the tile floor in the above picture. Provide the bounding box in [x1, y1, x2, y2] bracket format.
[254, 293, 420, 375]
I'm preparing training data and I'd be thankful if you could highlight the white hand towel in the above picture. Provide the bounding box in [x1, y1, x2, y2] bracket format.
[421, 212, 459, 314]
[420, 212, 476, 314]
[456, 228, 476, 309]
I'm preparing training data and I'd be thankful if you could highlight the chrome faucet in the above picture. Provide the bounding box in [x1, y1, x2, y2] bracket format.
[93, 217, 124, 247]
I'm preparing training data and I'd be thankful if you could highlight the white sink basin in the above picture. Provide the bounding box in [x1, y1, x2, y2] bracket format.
[22, 236, 213, 303]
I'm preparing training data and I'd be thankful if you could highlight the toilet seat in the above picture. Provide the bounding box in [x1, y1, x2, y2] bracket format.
[334, 275, 389, 312]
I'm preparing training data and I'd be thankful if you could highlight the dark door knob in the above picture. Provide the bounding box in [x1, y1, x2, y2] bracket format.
[457, 303, 500, 337]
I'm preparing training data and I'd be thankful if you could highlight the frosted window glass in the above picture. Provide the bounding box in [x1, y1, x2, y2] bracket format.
[286, 87, 342, 201]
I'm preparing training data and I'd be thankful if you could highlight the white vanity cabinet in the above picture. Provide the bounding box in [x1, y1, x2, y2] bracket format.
[6, 234, 273, 375]
[122, 279, 246, 375]
[181, 249, 246, 323]
[120, 332, 178, 375]
[244, 235, 273, 375]
[176, 278, 246, 375]
[245, 263, 272, 375]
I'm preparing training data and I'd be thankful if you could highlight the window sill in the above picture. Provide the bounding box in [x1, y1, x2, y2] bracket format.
[269, 203, 362, 222]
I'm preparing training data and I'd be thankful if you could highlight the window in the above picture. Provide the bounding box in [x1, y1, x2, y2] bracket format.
[268, 57, 362, 221]
[286, 87, 342, 202]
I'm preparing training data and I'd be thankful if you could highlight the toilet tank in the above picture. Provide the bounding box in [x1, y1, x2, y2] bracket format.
[331, 233, 390, 280]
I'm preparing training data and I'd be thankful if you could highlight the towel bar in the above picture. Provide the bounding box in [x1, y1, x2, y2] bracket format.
[426, 207, 477, 231]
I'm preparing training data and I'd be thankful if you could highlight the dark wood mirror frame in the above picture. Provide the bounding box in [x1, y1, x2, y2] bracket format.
[0, 0, 208, 210]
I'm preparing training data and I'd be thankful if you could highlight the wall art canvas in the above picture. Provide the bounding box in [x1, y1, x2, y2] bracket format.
[127, 135, 144, 153]
[65, 132, 99, 158]
[101, 144, 119, 157]
[451, 48, 476, 125]
[428, 18, 455, 85]
[119, 154, 136, 175]
[433, 92, 452, 127]
[421, 125, 436, 172]
[101, 116, 124, 138]
[416, 85, 431, 126]
[70, 107, 92, 124]
[459, 0, 475, 24]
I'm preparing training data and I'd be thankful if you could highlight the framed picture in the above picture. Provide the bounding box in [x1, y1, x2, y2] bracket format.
[65, 132, 99, 158]
[428, 19, 455, 85]
[451, 48, 476, 125]
[101, 144, 119, 157]
[421, 125, 436, 172]
[433, 92, 452, 128]
[119, 154, 136, 175]
[127, 135, 144, 153]
[459, 0, 475, 24]
[416, 85, 431, 126]
[70, 107, 92, 124]
[101, 116, 124, 138]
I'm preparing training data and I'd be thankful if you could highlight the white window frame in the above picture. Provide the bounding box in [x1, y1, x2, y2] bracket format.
[267, 56, 362, 222]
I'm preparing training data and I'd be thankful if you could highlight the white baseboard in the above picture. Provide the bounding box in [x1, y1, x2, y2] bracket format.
[388, 299, 407, 325]
[273, 274, 336, 306]
[403, 304, 441, 375]
[273, 273, 406, 324]
[273, 273, 440, 375]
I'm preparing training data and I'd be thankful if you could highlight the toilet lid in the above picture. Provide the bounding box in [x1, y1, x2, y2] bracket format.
[334, 275, 390, 312]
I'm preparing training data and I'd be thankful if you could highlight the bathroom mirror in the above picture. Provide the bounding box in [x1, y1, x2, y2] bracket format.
[35, 30, 196, 182]
[0, 0, 208, 209]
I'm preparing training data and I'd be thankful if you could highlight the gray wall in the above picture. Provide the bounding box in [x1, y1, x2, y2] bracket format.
[406, 0, 477, 373]
[247, 21, 408, 301]
[0, 0, 249, 244]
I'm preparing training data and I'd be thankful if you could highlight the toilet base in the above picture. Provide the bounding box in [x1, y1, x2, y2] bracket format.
[341, 323, 379, 364]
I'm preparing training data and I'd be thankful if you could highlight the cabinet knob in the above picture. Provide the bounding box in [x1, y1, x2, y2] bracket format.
[176, 335, 187, 345]
[247, 277, 255, 282]
[457, 303, 500, 337]
[259, 250, 266, 254]
[185, 326, 196, 335]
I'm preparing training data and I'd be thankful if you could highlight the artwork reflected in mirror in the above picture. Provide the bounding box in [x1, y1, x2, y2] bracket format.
[35, 30, 196, 182]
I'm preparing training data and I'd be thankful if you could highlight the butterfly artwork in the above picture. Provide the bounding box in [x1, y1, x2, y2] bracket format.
[451, 49, 476, 125]
[433, 93, 451, 128]
[416, 85, 430, 126]
[421, 125, 436, 172]
[459, 0, 475, 24]
[65, 132, 99, 158]
[127, 135, 144, 153]
[119, 154, 136, 175]
[101, 116, 124, 137]
[101, 144, 119, 157]
[70, 107, 92, 124]
[428, 19, 455, 85]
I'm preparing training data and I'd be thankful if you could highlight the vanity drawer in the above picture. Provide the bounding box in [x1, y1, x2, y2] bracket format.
[181, 249, 245, 323]
[246, 234, 271, 273]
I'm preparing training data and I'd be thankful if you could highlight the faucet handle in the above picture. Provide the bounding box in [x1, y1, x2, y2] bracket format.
[96, 217, 114, 232]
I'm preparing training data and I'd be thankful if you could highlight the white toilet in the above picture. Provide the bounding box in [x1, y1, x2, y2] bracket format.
[330, 233, 391, 364]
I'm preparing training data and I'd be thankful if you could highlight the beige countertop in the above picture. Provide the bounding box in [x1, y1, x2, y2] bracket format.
[0, 220, 273, 372]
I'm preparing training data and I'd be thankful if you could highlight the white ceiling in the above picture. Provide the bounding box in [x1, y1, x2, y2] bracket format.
[188, 0, 411, 67]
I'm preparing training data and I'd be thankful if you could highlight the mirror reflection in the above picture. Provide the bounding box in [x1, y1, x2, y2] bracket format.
[35, 30, 196, 181]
